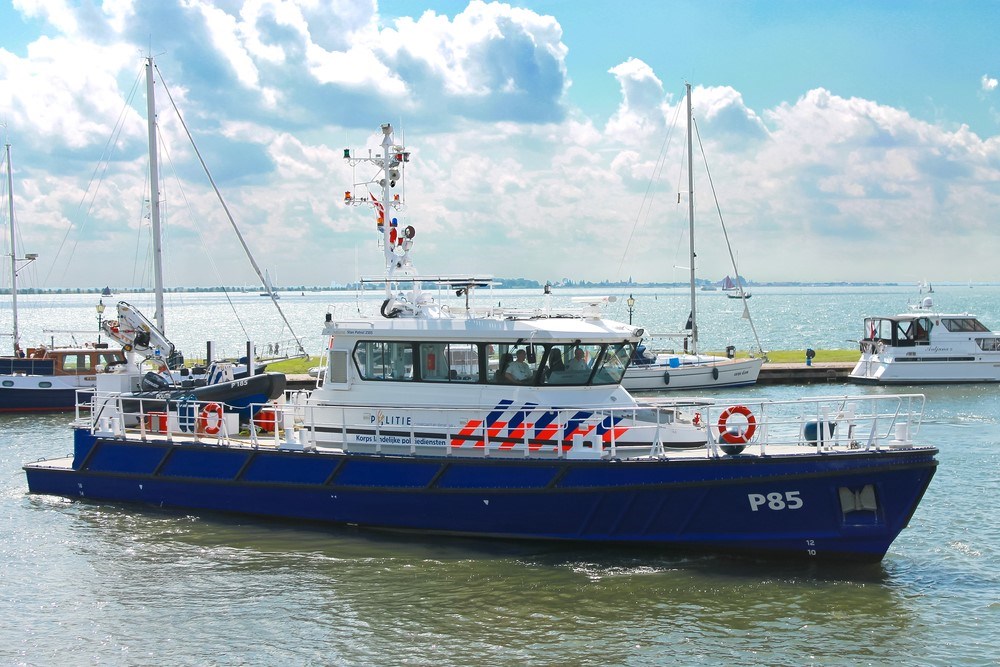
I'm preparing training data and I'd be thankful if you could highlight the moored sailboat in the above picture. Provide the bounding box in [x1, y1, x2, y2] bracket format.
[622, 84, 763, 392]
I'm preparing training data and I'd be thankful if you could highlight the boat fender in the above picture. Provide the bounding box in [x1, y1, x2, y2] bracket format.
[663, 370, 670, 385]
[197, 402, 224, 436]
[712, 367, 719, 380]
[717, 405, 756, 444]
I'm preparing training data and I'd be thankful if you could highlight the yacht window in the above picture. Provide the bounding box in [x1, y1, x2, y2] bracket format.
[976, 338, 1000, 352]
[943, 318, 989, 333]
[893, 321, 917, 347]
[868, 318, 897, 343]
[912, 318, 932, 343]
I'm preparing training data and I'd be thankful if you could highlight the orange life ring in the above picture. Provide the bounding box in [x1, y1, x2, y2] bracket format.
[717, 405, 756, 444]
[197, 402, 224, 435]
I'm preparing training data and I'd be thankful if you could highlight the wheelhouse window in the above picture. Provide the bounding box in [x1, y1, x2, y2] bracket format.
[592, 342, 631, 384]
[544, 343, 601, 385]
[863, 318, 884, 340]
[59, 354, 94, 373]
[418, 342, 480, 382]
[488, 344, 537, 384]
[99, 352, 124, 367]
[353, 340, 635, 386]
[871, 318, 933, 347]
[354, 341, 413, 381]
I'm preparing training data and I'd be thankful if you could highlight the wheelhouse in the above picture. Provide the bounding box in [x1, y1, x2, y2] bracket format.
[350, 339, 635, 387]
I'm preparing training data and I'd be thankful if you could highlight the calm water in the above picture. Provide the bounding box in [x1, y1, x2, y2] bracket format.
[1, 287, 999, 666]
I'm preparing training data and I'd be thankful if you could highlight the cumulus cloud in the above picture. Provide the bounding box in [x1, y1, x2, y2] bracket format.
[2, 1, 999, 290]
[982, 74, 998, 92]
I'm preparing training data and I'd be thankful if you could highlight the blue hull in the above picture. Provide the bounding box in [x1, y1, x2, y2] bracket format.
[23, 430, 937, 561]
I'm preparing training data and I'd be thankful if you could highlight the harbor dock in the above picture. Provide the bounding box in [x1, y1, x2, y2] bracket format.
[756, 361, 854, 385]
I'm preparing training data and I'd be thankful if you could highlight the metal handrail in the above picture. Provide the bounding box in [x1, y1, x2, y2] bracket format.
[80, 391, 928, 459]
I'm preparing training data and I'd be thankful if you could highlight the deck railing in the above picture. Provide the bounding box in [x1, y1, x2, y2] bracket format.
[78, 391, 927, 460]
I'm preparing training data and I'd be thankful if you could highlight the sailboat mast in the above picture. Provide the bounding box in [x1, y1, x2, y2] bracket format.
[686, 83, 698, 354]
[145, 57, 166, 334]
[5, 143, 18, 355]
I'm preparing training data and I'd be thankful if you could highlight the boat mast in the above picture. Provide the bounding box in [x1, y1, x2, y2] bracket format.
[5, 143, 18, 355]
[145, 57, 166, 334]
[685, 83, 698, 355]
[380, 124, 394, 294]
[344, 124, 409, 301]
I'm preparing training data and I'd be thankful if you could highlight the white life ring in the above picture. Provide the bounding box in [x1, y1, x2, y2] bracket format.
[197, 402, 224, 435]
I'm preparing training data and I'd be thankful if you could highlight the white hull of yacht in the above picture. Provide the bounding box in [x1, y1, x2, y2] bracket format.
[621, 356, 763, 392]
[849, 355, 1000, 384]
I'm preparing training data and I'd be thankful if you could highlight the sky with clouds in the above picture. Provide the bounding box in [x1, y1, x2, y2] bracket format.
[2, 0, 999, 290]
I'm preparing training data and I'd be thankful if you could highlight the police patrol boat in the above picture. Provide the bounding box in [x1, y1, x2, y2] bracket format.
[24, 124, 938, 562]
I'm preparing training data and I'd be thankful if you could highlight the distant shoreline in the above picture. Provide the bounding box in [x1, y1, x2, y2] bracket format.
[5, 281, 996, 295]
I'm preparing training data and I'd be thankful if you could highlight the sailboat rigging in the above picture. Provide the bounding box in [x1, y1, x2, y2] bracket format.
[1, 142, 127, 412]
[88, 55, 287, 417]
[621, 83, 765, 392]
[148, 58, 299, 350]
[60, 56, 303, 365]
